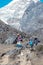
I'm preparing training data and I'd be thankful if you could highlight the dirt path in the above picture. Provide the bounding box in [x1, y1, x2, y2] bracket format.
[0, 44, 43, 65]
[0, 44, 32, 65]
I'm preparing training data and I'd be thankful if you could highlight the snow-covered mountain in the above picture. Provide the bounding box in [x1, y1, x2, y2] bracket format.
[0, 0, 43, 34]
[0, 0, 32, 30]
[21, 2, 43, 33]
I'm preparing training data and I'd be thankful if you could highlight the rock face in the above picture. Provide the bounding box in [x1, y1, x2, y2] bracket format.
[0, 20, 29, 44]
[0, 0, 31, 30]
[32, 28, 43, 43]
[0, 20, 17, 44]
[20, 2, 43, 43]
[5, 35, 16, 44]
[0, 1, 43, 34]
[21, 2, 43, 33]
[0, 0, 43, 43]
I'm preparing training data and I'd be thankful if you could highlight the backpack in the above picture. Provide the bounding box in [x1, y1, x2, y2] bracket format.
[29, 40, 34, 47]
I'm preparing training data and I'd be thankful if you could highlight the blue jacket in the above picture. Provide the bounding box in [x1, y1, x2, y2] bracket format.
[29, 40, 33, 46]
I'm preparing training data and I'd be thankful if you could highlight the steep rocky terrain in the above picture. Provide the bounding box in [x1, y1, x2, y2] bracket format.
[21, 2, 43, 33]
[0, 44, 43, 65]
[0, 0, 43, 65]
[0, 20, 30, 44]
[0, 1, 43, 43]
[0, 20, 17, 44]
[0, 1, 43, 34]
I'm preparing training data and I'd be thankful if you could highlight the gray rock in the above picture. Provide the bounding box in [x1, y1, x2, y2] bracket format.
[5, 35, 16, 44]
[21, 2, 43, 34]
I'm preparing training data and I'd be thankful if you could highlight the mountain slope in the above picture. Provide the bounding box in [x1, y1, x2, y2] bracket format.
[20, 2, 43, 33]
[0, 0, 43, 34]
[0, 0, 38, 31]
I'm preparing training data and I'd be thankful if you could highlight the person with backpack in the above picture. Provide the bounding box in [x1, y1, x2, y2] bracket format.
[29, 39, 34, 48]
[17, 34, 22, 42]
[16, 34, 23, 47]
[33, 38, 40, 46]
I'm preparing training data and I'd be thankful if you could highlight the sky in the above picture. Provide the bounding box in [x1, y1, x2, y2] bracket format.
[0, 0, 43, 8]
[40, 0, 43, 2]
[0, 0, 12, 8]
[0, 0, 43, 26]
[33, 0, 43, 2]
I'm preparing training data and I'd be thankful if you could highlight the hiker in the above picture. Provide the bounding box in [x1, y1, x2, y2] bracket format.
[13, 34, 23, 44]
[16, 34, 23, 47]
[26, 39, 34, 48]
[17, 34, 23, 42]
[34, 38, 40, 46]
[28, 38, 34, 48]
[16, 41, 23, 47]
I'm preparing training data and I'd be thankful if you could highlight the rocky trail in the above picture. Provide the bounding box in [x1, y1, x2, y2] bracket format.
[0, 43, 43, 65]
[0, 20, 43, 65]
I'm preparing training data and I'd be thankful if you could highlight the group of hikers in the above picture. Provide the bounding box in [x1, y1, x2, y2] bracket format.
[28, 37, 40, 48]
[14, 33, 40, 49]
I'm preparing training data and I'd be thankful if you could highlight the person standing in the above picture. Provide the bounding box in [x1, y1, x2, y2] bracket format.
[16, 34, 23, 47]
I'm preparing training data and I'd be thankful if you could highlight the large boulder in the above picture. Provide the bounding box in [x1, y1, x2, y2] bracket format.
[5, 35, 17, 44]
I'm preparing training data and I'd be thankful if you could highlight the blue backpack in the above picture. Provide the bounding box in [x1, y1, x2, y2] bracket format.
[29, 40, 34, 47]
